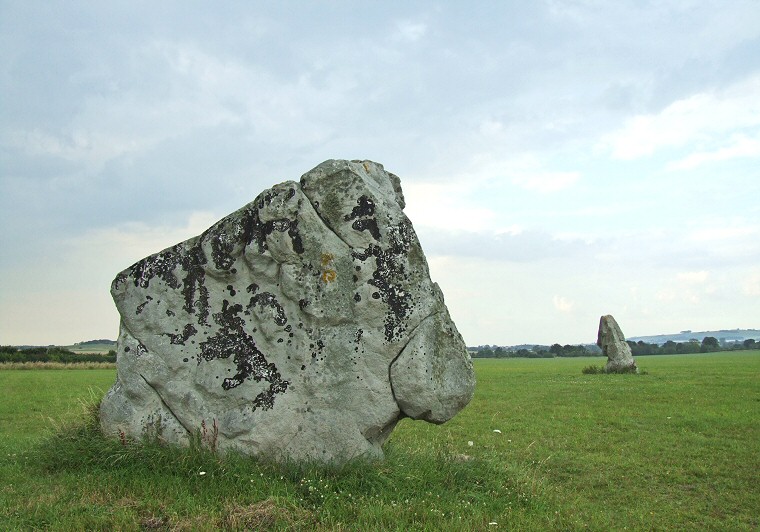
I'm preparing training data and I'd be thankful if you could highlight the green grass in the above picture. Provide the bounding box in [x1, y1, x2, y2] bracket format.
[1, 353, 758, 530]
[66, 342, 115, 354]
[0, 361, 115, 370]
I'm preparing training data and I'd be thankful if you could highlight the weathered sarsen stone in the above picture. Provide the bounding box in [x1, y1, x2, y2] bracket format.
[100, 160, 475, 463]
[597, 314, 638, 373]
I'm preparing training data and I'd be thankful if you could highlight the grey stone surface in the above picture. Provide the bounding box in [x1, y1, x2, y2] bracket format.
[100, 159, 475, 463]
[597, 314, 638, 373]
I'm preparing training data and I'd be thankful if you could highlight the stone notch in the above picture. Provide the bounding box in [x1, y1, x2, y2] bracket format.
[100, 159, 475, 463]
[597, 314, 638, 373]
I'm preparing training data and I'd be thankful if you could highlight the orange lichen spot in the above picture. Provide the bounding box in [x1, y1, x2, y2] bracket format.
[321, 269, 337, 283]
[320, 252, 334, 267]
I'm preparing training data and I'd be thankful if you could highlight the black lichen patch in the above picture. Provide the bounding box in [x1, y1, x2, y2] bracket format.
[112, 272, 128, 291]
[117, 186, 300, 314]
[344, 195, 380, 240]
[180, 245, 211, 324]
[288, 220, 305, 254]
[116, 242, 211, 326]
[308, 338, 327, 362]
[113, 187, 306, 331]
[166, 324, 198, 345]
[210, 232, 237, 271]
[239, 189, 304, 256]
[135, 295, 154, 315]
[198, 300, 289, 410]
[352, 218, 381, 240]
[344, 195, 376, 220]
[118, 246, 182, 291]
[351, 220, 415, 342]
[245, 285, 287, 326]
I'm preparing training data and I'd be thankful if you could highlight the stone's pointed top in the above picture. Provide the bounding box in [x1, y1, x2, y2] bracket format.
[597, 314, 627, 347]
[597, 314, 638, 373]
[101, 159, 474, 464]
[300, 159, 405, 210]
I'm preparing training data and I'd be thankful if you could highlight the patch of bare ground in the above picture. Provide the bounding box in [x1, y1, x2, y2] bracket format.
[220, 498, 315, 530]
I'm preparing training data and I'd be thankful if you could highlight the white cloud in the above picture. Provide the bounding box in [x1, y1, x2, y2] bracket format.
[478, 118, 504, 136]
[403, 182, 498, 232]
[68, 211, 220, 271]
[0, 211, 221, 345]
[743, 271, 760, 296]
[1, 38, 362, 173]
[676, 271, 709, 284]
[142, 40, 343, 145]
[688, 224, 758, 243]
[657, 270, 719, 305]
[512, 171, 580, 193]
[1, 42, 247, 171]
[655, 288, 677, 302]
[460, 153, 582, 194]
[394, 20, 427, 42]
[417, 227, 592, 262]
[1, 127, 147, 170]
[667, 134, 760, 170]
[602, 74, 760, 160]
[553, 295, 575, 313]
[655, 287, 700, 305]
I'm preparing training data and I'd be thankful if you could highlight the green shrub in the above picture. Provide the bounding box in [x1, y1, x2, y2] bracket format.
[582, 364, 645, 375]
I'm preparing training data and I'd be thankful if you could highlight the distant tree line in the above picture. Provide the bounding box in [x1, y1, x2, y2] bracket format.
[471, 337, 759, 358]
[0, 346, 116, 364]
[471, 344, 601, 358]
[626, 337, 759, 356]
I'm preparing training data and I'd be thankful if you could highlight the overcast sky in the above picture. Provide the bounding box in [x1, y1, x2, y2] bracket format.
[2, 1, 759, 347]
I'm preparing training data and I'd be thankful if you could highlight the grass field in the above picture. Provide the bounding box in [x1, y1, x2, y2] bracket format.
[66, 342, 116, 354]
[1, 352, 758, 530]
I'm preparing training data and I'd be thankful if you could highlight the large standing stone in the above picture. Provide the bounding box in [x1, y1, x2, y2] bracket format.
[597, 315, 638, 373]
[100, 159, 475, 463]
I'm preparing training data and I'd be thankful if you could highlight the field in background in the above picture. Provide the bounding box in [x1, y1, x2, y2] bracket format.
[1, 353, 758, 529]
[66, 342, 116, 354]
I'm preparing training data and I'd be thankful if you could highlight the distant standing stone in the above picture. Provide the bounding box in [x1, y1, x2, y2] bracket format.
[597, 315, 638, 373]
[100, 159, 475, 464]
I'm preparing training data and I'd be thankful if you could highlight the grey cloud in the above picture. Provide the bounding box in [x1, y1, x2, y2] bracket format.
[2, 1, 759, 344]
[416, 227, 598, 263]
[417, 222, 760, 274]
